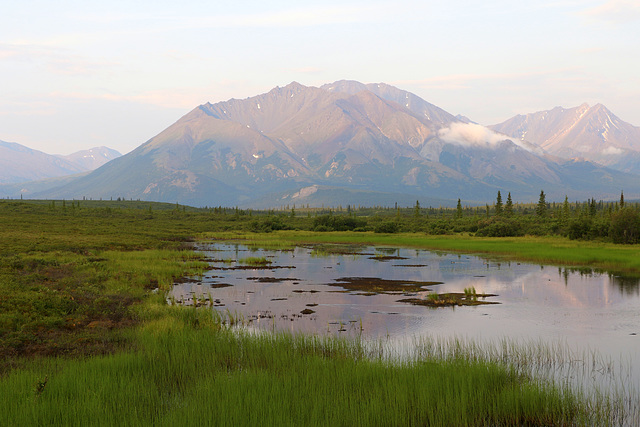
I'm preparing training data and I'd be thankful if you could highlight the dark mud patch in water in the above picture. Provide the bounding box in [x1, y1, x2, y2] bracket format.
[174, 277, 232, 289]
[392, 264, 429, 267]
[369, 255, 409, 261]
[247, 277, 302, 283]
[306, 244, 373, 256]
[327, 277, 442, 294]
[209, 283, 233, 289]
[209, 265, 296, 271]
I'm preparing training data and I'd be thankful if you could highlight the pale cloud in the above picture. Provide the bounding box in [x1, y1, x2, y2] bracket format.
[580, 0, 640, 23]
[71, 3, 398, 31]
[438, 122, 543, 154]
[578, 47, 605, 54]
[393, 68, 577, 90]
[602, 146, 624, 155]
[0, 102, 56, 117]
[47, 80, 264, 110]
[47, 90, 196, 110]
[438, 122, 510, 147]
[0, 43, 116, 76]
[288, 67, 322, 74]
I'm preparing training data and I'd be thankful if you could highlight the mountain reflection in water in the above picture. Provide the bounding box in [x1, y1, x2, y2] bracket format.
[172, 242, 639, 388]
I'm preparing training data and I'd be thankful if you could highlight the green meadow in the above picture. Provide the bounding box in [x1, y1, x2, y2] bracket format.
[0, 199, 637, 425]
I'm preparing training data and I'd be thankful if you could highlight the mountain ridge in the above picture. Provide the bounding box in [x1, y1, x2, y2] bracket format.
[490, 103, 640, 174]
[0, 141, 121, 184]
[4, 81, 639, 206]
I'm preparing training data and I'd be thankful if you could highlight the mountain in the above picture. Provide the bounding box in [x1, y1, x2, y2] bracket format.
[0, 141, 85, 184]
[0, 141, 121, 185]
[26, 82, 640, 206]
[58, 146, 122, 171]
[489, 103, 640, 174]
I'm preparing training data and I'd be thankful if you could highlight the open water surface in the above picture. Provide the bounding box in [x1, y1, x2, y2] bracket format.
[172, 241, 640, 399]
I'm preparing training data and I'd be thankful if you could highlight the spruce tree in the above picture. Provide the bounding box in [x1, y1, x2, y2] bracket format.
[456, 198, 463, 219]
[536, 190, 547, 217]
[495, 191, 503, 216]
[505, 192, 513, 216]
[562, 196, 570, 221]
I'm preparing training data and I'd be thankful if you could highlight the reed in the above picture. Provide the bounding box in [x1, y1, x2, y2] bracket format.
[0, 319, 599, 426]
[238, 256, 271, 266]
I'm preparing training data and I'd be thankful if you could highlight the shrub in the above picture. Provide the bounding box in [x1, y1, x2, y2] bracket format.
[475, 218, 524, 237]
[249, 216, 287, 233]
[609, 208, 640, 244]
[427, 219, 453, 235]
[374, 221, 399, 233]
[313, 215, 367, 232]
[567, 217, 591, 240]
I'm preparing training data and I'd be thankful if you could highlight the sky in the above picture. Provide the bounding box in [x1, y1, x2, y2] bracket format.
[1, 0, 639, 155]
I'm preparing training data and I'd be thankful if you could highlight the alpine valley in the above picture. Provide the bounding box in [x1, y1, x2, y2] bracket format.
[5, 81, 640, 207]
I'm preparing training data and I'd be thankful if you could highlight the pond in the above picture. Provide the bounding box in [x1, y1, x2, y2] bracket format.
[172, 241, 640, 396]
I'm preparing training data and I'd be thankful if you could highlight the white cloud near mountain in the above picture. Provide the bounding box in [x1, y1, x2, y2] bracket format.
[438, 122, 506, 147]
[438, 122, 543, 154]
[602, 146, 624, 155]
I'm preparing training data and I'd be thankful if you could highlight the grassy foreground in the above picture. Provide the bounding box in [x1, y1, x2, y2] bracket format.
[0, 200, 628, 424]
[1, 306, 587, 426]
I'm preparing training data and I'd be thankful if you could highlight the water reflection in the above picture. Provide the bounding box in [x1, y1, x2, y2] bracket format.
[556, 265, 640, 295]
[609, 274, 640, 295]
[172, 242, 639, 384]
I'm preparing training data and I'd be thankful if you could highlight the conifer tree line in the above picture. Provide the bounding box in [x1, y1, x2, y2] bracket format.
[25, 190, 640, 244]
[241, 190, 640, 244]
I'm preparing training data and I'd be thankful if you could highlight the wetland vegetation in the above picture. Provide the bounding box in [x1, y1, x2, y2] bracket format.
[1, 198, 639, 425]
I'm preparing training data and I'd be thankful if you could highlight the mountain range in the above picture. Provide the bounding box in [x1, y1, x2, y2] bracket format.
[0, 142, 121, 184]
[3, 81, 640, 207]
[490, 103, 640, 174]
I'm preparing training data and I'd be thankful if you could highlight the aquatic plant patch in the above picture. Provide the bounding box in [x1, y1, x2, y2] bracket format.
[327, 277, 442, 294]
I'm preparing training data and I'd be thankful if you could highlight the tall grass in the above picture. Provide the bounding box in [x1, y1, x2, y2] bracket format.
[0, 310, 595, 426]
[403, 335, 639, 426]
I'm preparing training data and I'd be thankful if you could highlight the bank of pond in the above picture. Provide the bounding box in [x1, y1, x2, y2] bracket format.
[1, 200, 639, 425]
[0, 308, 618, 426]
[3, 240, 639, 425]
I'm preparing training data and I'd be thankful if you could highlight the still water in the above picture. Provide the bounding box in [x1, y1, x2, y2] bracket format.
[172, 241, 639, 389]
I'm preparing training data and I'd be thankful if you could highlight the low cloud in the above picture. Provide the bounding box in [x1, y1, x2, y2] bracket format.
[438, 122, 542, 153]
[602, 146, 624, 155]
[439, 122, 510, 147]
[0, 43, 115, 76]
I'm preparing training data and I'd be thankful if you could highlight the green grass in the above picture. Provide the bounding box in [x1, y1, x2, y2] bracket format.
[0, 310, 590, 426]
[0, 200, 634, 425]
[238, 256, 271, 266]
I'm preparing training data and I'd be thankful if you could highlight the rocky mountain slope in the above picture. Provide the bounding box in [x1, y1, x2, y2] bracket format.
[20, 82, 640, 206]
[490, 103, 640, 174]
